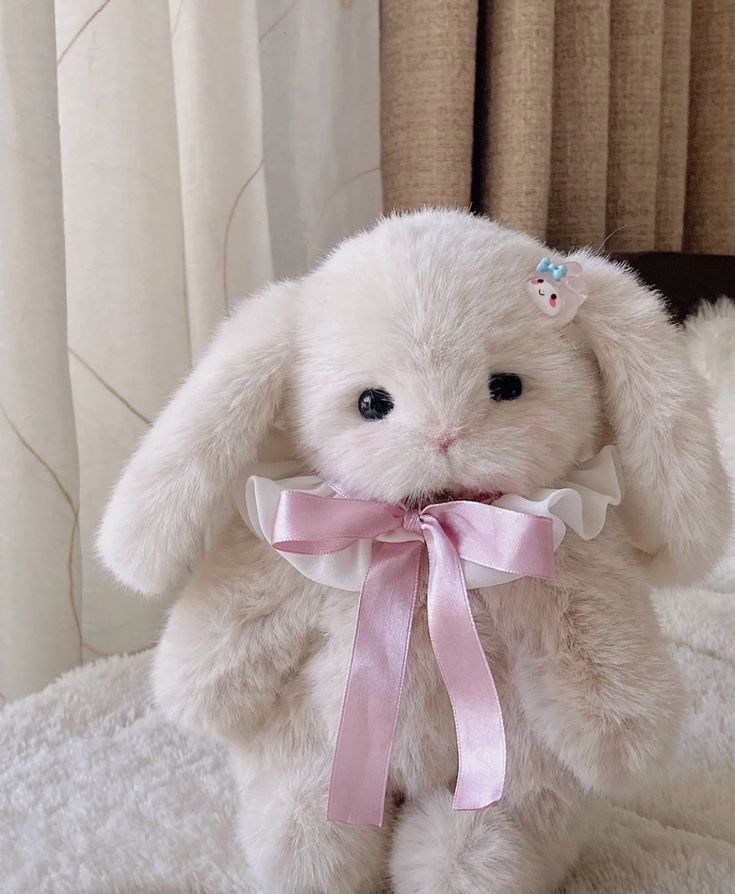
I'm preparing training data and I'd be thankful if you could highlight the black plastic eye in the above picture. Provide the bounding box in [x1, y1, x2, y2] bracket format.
[358, 388, 394, 420]
[489, 373, 523, 402]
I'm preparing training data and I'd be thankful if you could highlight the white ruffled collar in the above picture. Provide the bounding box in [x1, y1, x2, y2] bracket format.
[237, 446, 622, 592]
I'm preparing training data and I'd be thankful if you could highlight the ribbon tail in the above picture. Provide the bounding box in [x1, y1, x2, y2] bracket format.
[328, 540, 423, 827]
[422, 518, 506, 811]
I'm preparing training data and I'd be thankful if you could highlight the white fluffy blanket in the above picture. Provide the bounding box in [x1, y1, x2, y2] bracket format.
[2, 301, 735, 893]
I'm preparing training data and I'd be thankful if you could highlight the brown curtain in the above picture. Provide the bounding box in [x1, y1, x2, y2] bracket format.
[381, 0, 735, 254]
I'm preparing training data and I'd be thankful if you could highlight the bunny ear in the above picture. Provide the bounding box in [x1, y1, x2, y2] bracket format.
[572, 254, 731, 584]
[97, 279, 297, 595]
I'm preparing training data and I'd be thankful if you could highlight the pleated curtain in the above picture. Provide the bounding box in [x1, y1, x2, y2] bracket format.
[381, 0, 735, 253]
[0, 0, 381, 702]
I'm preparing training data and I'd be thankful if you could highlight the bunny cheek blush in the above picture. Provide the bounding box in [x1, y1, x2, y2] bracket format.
[99, 209, 730, 894]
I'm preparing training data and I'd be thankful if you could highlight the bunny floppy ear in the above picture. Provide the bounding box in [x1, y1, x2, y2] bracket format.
[570, 253, 731, 585]
[97, 280, 297, 595]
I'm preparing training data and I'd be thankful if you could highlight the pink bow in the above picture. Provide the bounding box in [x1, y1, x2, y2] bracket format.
[271, 492, 557, 826]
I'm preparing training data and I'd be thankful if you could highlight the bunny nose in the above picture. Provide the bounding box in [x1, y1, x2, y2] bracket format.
[433, 431, 459, 451]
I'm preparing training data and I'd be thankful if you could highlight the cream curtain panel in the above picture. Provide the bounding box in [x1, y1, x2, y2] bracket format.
[382, 0, 735, 254]
[0, 0, 381, 702]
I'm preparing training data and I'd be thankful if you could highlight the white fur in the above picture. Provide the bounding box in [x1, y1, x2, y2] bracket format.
[98, 209, 730, 893]
[684, 298, 735, 591]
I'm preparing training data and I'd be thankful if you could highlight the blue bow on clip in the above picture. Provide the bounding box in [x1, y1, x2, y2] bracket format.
[537, 257, 567, 281]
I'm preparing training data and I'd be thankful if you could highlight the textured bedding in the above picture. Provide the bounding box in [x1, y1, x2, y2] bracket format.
[1, 300, 734, 893]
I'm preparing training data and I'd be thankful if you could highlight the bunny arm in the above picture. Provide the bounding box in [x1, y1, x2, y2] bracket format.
[153, 524, 326, 743]
[486, 549, 680, 794]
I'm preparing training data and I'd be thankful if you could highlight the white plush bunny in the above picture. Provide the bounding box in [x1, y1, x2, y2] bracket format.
[99, 209, 730, 894]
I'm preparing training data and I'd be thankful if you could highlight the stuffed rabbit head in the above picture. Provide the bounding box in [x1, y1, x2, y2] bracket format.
[98, 209, 730, 594]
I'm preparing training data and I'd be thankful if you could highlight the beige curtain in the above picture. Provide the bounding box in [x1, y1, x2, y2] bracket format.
[0, 0, 381, 702]
[381, 0, 735, 254]
[0, 1, 83, 704]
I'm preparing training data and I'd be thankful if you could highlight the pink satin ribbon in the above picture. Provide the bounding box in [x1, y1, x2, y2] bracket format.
[271, 492, 557, 827]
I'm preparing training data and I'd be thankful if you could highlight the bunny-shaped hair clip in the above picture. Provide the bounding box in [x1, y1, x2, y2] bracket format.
[528, 256, 588, 327]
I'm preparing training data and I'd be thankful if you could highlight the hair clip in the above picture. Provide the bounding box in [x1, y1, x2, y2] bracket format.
[536, 257, 567, 282]
[527, 257, 588, 327]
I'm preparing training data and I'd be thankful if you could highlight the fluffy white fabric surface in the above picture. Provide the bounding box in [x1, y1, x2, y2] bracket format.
[1, 299, 734, 893]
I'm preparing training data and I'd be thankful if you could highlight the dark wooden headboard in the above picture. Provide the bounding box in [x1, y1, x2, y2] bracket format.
[611, 253, 735, 323]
